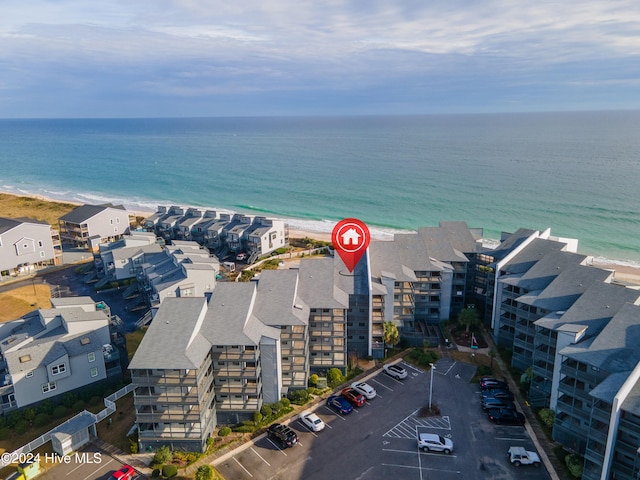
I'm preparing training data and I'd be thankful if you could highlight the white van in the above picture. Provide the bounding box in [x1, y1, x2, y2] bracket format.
[417, 433, 453, 454]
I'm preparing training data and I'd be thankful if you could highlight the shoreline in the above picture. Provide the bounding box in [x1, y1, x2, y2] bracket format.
[2, 190, 640, 284]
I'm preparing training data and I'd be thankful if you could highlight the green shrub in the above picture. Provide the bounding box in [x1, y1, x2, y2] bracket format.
[476, 365, 492, 377]
[309, 374, 319, 387]
[406, 348, 439, 368]
[129, 439, 138, 454]
[327, 368, 344, 388]
[162, 464, 178, 478]
[53, 405, 68, 419]
[62, 392, 77, 408]
[269, 402, 281, 415]
[153, 445, 172, 464]
[90, 396, 102, 406]
[15, 420, 30, 435]
[260, 405, 272, 417]
[195, 465, 214, 480]
[151, 468, 161, 478]
[253, 411, 263, 425]
[22, 408, 36, 424]
[288, 389, 311, 405]
[37, 399, 54, 415]
[7, 411, 22, 428]
[538, 408, 555, 428]
[33, 413, 50, 428]
[565, 454, 583, 478]
[232, 425, 255, 433]
[73, 399, 86, 411]
[218, 427, 232, 437]
[279, 397, 291, 409]
[0, 427, 11, 440]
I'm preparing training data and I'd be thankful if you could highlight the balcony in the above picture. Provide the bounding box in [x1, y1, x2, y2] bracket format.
[132, 374, 199, 387]
[136, 411, 202, 423]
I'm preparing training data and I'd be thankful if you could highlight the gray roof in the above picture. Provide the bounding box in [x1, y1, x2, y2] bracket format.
[417, 221, 476, 262]
[254, 270, 309, 326]
[589, 372, 630, 404]
[502, 238, 570, 276]
[535, 281, 640, 333]
[560, 303, 640, 371]
[621, 376, 640, 416]
[297, 257, 350, 309]
[0, 217, 49, 235]
[502, 250, 587, 291]
[517, 264, 613, 311]
[202, 283, 280, 346]
[477, 228, 537, 262]
[128, 297, 209, 369]
[59, 204, 126, 223]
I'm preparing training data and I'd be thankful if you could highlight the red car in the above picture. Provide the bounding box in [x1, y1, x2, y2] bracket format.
[341, 387, 366, 407]
[109, 465, 135, 480]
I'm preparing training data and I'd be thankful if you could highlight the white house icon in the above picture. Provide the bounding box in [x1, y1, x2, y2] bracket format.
[341, 228, 361, 246]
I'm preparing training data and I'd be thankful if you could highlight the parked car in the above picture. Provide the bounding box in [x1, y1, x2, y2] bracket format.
[417, 433, 454, 454]
[508, 446, 541, 467]
[487, 407, 525, 425]
[481, 397, 513, 411]
[267, 423, 298, 448]
[236, 252, 248, 261]
[383, 363, 408, 379]
[480, 377, 510, 390]
[299, 411, 325, 432]
[351, 381, 377, 399]
[327, 395, 354, 415]
[481, 388, 514, 401]
[481, 380, 509, 391]
[109, 465, 135, 480]
[341, 387, 366, 407]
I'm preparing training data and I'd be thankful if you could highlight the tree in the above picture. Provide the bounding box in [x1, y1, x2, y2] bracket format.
[327, 368, 344, 388]
[153, 445, 172, 465]
[458, 307, 480, 333]
[384, 321, 400, 354]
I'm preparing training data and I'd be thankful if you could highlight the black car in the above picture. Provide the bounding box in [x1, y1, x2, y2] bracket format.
[480, 396, 513, 411]
[480, 378, 509, 391]
[486, 407, 525, 425]
[481, 388, 514, 401]
[267, 423, 298, 448]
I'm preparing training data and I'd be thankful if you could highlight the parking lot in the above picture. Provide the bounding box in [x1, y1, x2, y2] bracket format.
[34, 444, 144, 480]
[214, 358, 551, 480]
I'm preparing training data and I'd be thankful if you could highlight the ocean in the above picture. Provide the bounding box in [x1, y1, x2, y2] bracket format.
[1, 111, 639, 265]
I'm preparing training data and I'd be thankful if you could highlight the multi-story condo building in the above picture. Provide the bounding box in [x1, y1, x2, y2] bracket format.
[58, 203, 132, 250]
[0, 217, 62, 279]
[0, 297, 121, 414]
[144, 206, 289, 260]
[530, 281, 640, 408]
[93, 231, 162, 281]
[369, 222, 478, 346]
[136, 241, 219, 309]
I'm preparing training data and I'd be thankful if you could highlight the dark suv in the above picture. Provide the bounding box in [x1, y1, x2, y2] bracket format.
[267, 423, 298, 448]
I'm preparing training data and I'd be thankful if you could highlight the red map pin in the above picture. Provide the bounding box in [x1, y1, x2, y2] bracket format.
[332, 218, 371, 273]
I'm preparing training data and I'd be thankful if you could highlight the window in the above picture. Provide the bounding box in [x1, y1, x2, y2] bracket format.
[51, 363, 66, 375]
[40, 251, 46, 258]
[88, 352, 96, 362]
[42, 382, 56, 393]
[90, 367, 98, 377]
[26, 371, 33, 378]
[38, 240, 44, 247]
[116, 217, 120, 224]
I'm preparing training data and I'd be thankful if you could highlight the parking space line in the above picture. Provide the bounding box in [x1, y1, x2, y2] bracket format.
[297, 420, 319, 437]
[323, 405, 347, 420]
[67, 462, 86, 476]
[370, 378, 394, 391]
[266, 437, 289, 455]
[81, 458, 113, 480]
[402, 362, 424, 374]
[382, 448, 419, 454]
[250, 447, 271, 466]
[233, 457, 254, 477]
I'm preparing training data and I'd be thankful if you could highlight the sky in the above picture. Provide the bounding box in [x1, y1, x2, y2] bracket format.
[1, 0, 640, 118]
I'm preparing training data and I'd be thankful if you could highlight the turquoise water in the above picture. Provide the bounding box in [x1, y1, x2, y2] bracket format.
[1, 111, 639, 264]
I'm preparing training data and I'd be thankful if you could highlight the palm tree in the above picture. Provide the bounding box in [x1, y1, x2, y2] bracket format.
[458, 307, 480, 333]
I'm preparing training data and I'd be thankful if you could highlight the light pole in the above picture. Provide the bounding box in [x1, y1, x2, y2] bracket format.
[429, 363, 436, 409]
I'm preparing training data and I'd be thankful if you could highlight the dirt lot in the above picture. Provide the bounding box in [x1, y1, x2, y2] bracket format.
[0, 283, 52, 322]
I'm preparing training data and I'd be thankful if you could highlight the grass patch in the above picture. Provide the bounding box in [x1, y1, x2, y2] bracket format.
[0, 193, 76, 227]
[126, 328, 147, 361]
[0, 284, 52, 322]
[95, 393, 136, 451]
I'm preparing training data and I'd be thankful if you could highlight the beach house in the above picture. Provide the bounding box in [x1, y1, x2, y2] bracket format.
[0, 297, 121, 415]
[0, 217, 62, 280]
[58, 203, 132, 250]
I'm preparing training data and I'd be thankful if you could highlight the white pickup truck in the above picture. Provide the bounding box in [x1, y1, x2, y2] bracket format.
[508, 446, 541, 467]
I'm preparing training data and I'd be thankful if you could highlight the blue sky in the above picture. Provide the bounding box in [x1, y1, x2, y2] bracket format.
[2, 0, 640, 117]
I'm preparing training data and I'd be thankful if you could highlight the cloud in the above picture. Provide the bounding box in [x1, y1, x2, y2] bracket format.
[1, 0, 640, 116]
